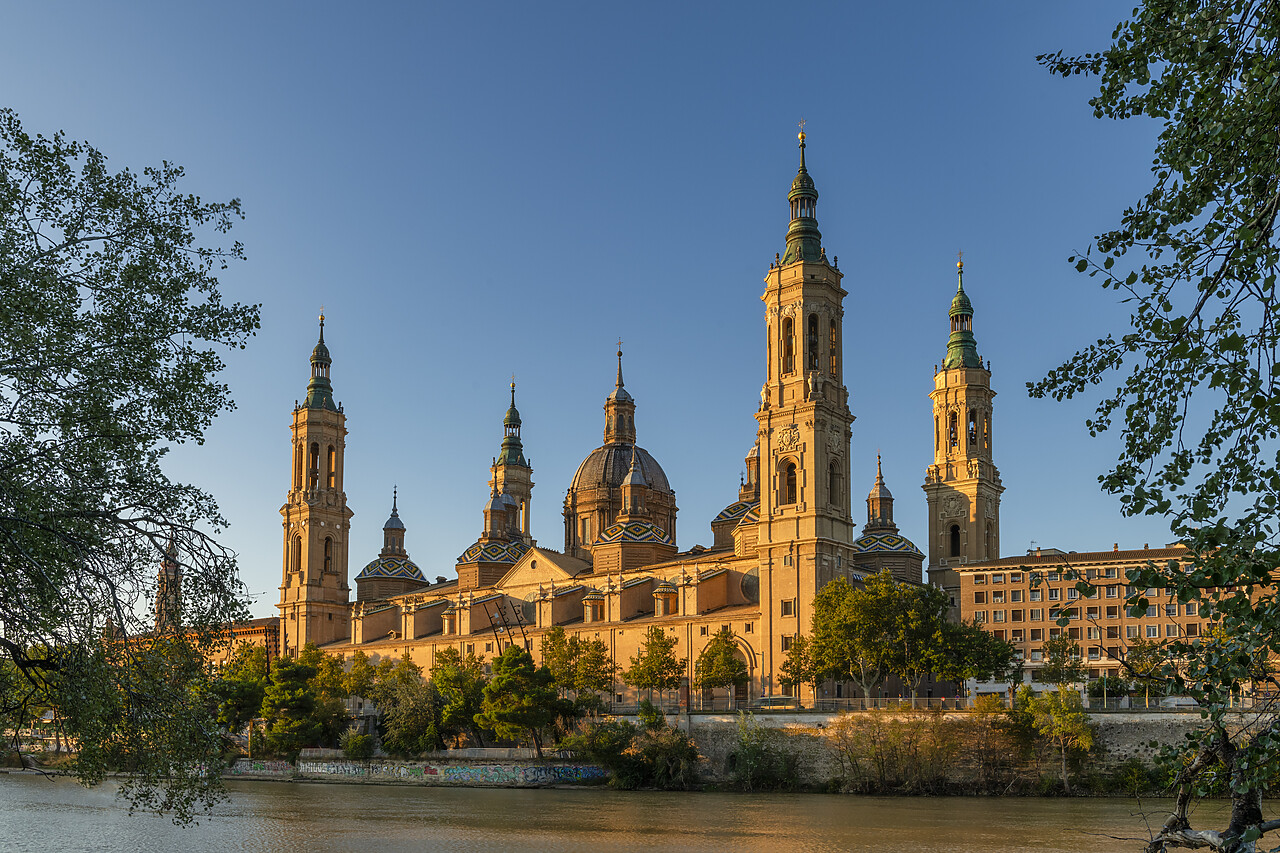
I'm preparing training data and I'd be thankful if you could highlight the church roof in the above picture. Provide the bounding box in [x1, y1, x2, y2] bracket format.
[594, 518, 674, 546]
[571, 444, 671, 494]
[356, 555, 426, 582]
[458, 538, 530, 564]
[713, 500, 758, 525]
[851, 531, 924, 558]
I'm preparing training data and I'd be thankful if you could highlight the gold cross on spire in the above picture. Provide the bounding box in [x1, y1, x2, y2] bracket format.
[798, 118, 806, 133]
[956, 250, 964, 270]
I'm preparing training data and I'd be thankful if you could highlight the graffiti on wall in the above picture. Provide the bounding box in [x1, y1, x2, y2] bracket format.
[228, 759, 293, 776]
[288, 760, 606, 786]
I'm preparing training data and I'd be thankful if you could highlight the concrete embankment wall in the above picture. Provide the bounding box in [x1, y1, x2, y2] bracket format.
[226, 756, 607, 787]
[677, 710, 1207, 783]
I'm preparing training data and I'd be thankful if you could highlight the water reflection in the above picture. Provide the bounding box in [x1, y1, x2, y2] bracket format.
[0, 772, 1220, 853]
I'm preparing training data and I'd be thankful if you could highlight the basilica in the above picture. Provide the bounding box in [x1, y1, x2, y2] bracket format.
[271, 133, 1003, 702]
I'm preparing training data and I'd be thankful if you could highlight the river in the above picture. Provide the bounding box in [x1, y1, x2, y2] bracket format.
[0, 771, 1223, 852]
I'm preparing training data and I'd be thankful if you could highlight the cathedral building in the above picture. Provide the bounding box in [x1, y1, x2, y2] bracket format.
[269, 134, 963, 702]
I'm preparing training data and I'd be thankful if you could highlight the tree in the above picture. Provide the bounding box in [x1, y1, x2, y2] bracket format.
[807, 576, 891, 701]
[343, 650, 376, 700]
[1038, 635, 1087, 688]
[1037, 4, 1280, 847]
[475, 646, 559, 757]
[429, 646, 490, 747]
[779, 634, 819, 700]
[0, 107, 258, 819]
[540, 627, 579, 697]
[261, 660, 321, 758]
[693, 629, 748, 707]
[1030, 685, 1094, 795]
[573, 638, 618, 714]
[213, 644, 268, 733]
[374, 666, 445, 756]
[623, 626, 683, 702]
[933, 619, 1019, 690]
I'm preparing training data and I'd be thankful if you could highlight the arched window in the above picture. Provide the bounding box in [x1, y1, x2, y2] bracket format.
[781, 318, 795, 374]
[783, 461, 798, 505]
[308, 443, 320, 489]
[829, 321, 840, 377]
[949, 525, 961, 558]
[828, 462, 841, 508]
[293, 444, 303, 490]
[984, 413, 991, 450]
[948, 413, 958, 448]
[323, 537, 333, 573]
[807, 314, 819, 371]
[291, 536, 302, 574]
[327, 446, 336, 489]
[968, 411, 978, 446]
[985, 522, 994, 560]
[935, 416, 941, 454]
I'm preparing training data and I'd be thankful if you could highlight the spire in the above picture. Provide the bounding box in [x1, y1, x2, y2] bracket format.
[781, 123, 823, 265]
[498, 382, 528, 466]
[866, 453, 897, 530]
[603, 343, 637, 445]
[381, 486, 406, 555]
[942, 257, 982, 370]
[621, 446, 648, 517]
[303, 313, 338, 410]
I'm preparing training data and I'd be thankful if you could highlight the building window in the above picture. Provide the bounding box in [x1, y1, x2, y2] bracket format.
[829, 321, 840, 377]
[294, 444, 303, 490]
[1165, 604, 1178, 617]
[1185, 602, 1197, 616]
[1086, 606, 1100, 619]
[783, 461, 798, 505]
[992, 591, 1004, 604]
[327, 445, 336, 489]
[700, 625, 709, 636]
[807, 314, 820, 371]
[968, 410, 978, 445]
[973, 591, 986, 604]
[973, 574, 987, 585]
[1106, 606, 1119, 619]
[1187, 624, 1200, 637]
[781, 317, 795, 374]
[485, 642, 493, 653]
[1166, 624, 1179, 637]
[1030, 650, 1043, 662]
[1106, 586, 1119, 598]
[780, 599, 796, 617]
[745, 622, 753, 633]
[1030, 589, 1042, 602]
[1126, 625, 1139, 639]
[974, 611, 985, 623]
[992, 610, 1005, 623]
[1011, 590, 1022, 603]
[1146, 625, 1159, 638]
[993, 575, 1004, 585]
[1087, 627, 1100, 640]
[949, 525, 961, 558]
[948, 411, 958, 448]
[1029, 609, 1043, 621]
[1067, 588, 1080, 600]
[323, 537, 333, 573]
[1048, 588, 1061, 602]
[291, 536, 302, 574]
[781, 635, 794, 652]
[828, 462, 842, 509]
[1030, 629, 1043, 641]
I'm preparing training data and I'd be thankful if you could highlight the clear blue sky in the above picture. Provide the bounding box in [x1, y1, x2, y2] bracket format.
[2, 2, 1175, 616]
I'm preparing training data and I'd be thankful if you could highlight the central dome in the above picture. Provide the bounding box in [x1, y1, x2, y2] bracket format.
[570, 443, 671, 494]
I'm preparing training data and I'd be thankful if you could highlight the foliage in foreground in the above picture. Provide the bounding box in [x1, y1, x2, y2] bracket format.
[562, 710, 698, 790]
[0, 106, 258, 821]
[1036, 2, 1280, 848]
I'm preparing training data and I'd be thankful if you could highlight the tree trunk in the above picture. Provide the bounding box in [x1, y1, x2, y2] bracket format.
[530, 728, 543, 759]
[1060, 743, 1071, 795]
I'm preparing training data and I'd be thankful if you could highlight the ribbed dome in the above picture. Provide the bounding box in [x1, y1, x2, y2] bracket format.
[570, 444, 671, 494]
[356, 556, 425, 582]
[851, 531, 924, 557]
[713, 500, 758, 525]
[950, 286, 973, 316]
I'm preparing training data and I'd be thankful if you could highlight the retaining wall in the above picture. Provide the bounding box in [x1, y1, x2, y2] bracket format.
[226, 757, 606, 787]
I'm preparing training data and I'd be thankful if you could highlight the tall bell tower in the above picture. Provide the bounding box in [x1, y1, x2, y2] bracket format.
[755, 130, 856, 693]
[278, 315, 354, 654]
[922, 260, 1003, 614]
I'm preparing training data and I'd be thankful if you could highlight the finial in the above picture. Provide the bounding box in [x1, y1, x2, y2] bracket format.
[616, 340, 625, 388]
[956, 250, 963, 270]
[392, 485, 398, 513]
[797, 118, 807, 167]
[510, 375, 516, 407]
[876, 452, 884, 483]
[318, 307, 326, 342]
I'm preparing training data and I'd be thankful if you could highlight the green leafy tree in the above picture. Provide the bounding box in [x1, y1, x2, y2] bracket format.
[0, 107, 257, 820]
[429, 646, 490, 747]
[261, 660, 320, 758]
[807, 576, 892, 701]
[933, 619, 1019, 688]
[574, 638, 618, 714]
[1037, 2, 1280, 846]
[1038, 635, 1087, 688]
[694, 628, 748, 707]
[213, 644, 268, 733]
[343, 650, 376, 700]
[623, 626, 683, 702]
[375, 667, 445, 756]
[540, 627, 579, 696]
[475, 646, 559, 757]
[778, 634, 818, 700]
[1030, 685, 1094, 795]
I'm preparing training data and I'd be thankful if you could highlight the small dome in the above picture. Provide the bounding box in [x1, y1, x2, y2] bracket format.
[582, 589, 605, 602]
[383, 513, 405, 530]
[734, 505, 760, 530]
[504, 403, 521, 427]
[356, 556, 425, 582]
[594, 519, 673, 546]
[851, 531, 924, 557]
[570, 444, 671, 494]
[652, 579, 677, 595]
[950, 286, 973, 316]
[458, 538, 529, 564]
[713, 500, 758, 526]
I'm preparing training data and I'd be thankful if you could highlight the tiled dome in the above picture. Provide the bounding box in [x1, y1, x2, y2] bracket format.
[570, 444, 671, 494]
[356, 556, 425, 582]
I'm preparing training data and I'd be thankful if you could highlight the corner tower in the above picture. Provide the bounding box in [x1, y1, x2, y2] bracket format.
[755, 131, 856, 691]
[490, 382, 534, 544]
[922, 260, 1003, 613]
[278, 315, 354, 654]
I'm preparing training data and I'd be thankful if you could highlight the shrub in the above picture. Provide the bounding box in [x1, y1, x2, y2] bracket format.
[340, 728, 375, 761]
[727, 713, 797, 792]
